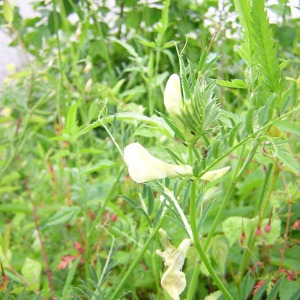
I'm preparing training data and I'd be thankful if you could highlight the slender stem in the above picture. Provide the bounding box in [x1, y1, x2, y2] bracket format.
[92, 236, 115, 300]
[187, 142, 233, 300]
[260, 161, 280, 219]
[237, 162, 279, 282]
[110, 216, 166, 300]
[190, 180, 233, 300]
[186, 263, 201, 300]
[203, 145, 245, 251]
[164, 189, 193, 239]
[254, 164, 273, 216]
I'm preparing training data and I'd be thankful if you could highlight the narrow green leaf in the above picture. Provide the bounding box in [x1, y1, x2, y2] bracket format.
[43, 206, 81, 227]
[259, 95, 277, 126]
[217, 79, 249, 89]
[233, 0, 253, 64]
[253, 280, 270, 300]
[228, 123, 242, 147]
[266, 276, 285, 300]
[109, 37, 139, 59]
[65, 100, 80, 137]
[240, 271, 256, 300]
[245, 107, 254, 134]
[122, 196, 151, 226]
[211, 140, 220, 159]
[81, 112, 174, 138]
[62, 258, 81, 299]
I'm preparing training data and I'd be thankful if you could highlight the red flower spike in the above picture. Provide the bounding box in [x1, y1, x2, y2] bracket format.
[253, 280, 265, 296]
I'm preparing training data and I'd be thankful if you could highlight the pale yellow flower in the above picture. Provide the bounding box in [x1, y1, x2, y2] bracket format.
[156, 229, 191, 300]
[164, 74, 182, 117]
[123, 142, 193, 183]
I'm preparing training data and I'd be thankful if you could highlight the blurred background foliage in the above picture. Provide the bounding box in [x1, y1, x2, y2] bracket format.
[0, 0, 299, 299]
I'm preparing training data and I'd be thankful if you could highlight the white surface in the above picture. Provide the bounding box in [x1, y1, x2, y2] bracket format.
[0, 0, 37, 83]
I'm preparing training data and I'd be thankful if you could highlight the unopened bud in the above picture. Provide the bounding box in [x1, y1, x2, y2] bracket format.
[255, 226, 262, 236]
[240, 231, 246, 245]
[264, 222, 271, 233]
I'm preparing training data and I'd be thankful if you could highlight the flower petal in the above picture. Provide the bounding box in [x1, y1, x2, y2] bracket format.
[164, 74, 182, 116]
[123, 143, 193, 183]
[157, 229, 191, 300]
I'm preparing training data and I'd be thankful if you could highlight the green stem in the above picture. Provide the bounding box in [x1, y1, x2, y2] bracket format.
[190, 180, 233, 300]
[203, 145, 245, 251]
[109, 216, 166, 300]
[186, 263, 201, 300]
[203, 140, 259, 252]
[237, 162, 279, 283]
[188, 143, 233, 300]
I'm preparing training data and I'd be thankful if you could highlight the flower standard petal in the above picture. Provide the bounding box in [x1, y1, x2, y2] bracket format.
[123, 143, 193, 183]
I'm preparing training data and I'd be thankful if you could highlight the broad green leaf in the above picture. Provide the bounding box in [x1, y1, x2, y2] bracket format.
[0, 171, 21, 185]
[21, 257, 42, 285]
[204, 290, 222, 300]
[3, 0, 14, 23]
[0, 203, 31, 214]
[275, 147, 300, 175]
[275, 120, 300, 136]
[222, 217, 254, 246]
[279, 279, 300, 300]
[211, 236, 228, 275]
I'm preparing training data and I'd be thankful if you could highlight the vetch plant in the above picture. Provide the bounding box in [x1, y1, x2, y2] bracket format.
[123, 142, 230, 183]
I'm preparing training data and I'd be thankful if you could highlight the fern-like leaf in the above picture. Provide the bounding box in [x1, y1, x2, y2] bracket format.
[252, 0, 281, 93]
[233, 0, 254, 68]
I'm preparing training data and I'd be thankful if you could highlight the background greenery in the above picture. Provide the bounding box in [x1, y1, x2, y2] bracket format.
[0, 0, 299, 299]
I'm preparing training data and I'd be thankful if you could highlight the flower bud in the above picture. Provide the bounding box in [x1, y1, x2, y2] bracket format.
[164, 74, 182, 117]
[200, 166, 230, 182]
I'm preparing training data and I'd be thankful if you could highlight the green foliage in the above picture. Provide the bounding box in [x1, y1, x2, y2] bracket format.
[0, 0, 299, 299]
[252, 0, 281, 94]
